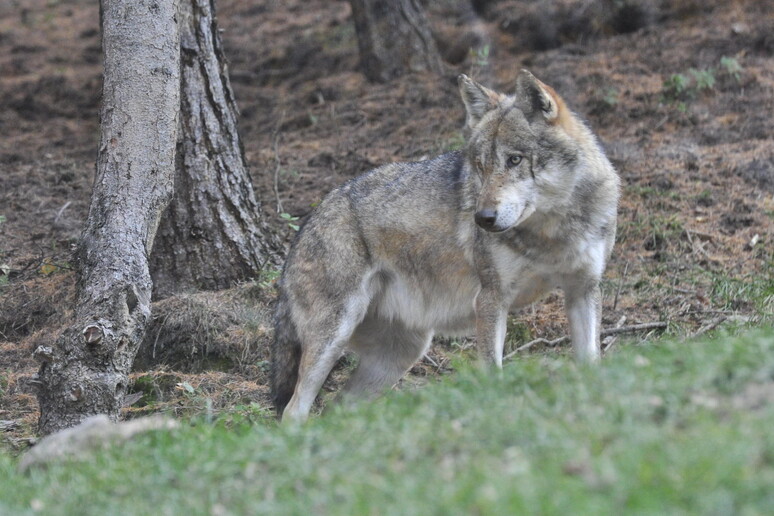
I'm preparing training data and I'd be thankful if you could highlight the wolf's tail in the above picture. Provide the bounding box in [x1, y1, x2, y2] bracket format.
[271, 292, 302, 418]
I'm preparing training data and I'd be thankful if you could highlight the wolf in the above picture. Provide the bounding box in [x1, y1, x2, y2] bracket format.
[271, 70, 620, 422]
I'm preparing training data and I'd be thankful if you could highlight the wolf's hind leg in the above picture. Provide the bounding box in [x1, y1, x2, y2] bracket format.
[281, 336, 347, 423]
[344, 317, 432, 398]
[282, 295, 371, 424]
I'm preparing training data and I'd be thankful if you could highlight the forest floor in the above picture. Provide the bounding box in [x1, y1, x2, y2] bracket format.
[0, 0, 772, 447]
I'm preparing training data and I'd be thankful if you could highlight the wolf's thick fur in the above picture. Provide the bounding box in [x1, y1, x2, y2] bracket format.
[272, 70, 620, 421]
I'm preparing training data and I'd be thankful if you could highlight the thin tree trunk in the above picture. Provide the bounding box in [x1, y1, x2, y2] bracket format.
[149, 0, 281, 299]
[349, 0, 444, 82]
[34, 0, 180, 435]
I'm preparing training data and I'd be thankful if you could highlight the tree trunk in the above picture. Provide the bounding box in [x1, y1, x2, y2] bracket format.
[34, 0, 180, 435]
[349, 0, 444, 82]
[149, 0, 281, 299]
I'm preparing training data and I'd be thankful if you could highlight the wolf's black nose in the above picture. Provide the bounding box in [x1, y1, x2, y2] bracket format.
[475, 209, 497, 230]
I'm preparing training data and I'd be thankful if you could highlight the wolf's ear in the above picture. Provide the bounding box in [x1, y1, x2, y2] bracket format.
[515, 69, 561, 123]
[458, 74, 503, 129]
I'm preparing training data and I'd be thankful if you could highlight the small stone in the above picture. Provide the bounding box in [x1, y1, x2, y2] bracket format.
[18, 415, 179, 473]
[731, 23, 749, 35]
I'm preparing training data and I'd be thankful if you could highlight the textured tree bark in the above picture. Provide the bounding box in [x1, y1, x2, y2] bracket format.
[349, 0, 444, 82]
[34, 0, 180, 435]
[149, 0, 281, 299]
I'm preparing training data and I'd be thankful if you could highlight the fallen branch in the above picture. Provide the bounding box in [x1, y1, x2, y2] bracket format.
[503, 336, 569, 360]
[504, 321, 668, 361]
[601, 321, 668, 336]
[689, 316, 727, 339]
[679, 309, 734, 316]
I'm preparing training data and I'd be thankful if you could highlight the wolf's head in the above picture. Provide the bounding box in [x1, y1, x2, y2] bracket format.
[459, 70, 593, 233]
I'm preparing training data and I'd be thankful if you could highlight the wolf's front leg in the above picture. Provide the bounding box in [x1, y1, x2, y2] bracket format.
[563, 279, 602, 363]
[475, 288, 508, 368]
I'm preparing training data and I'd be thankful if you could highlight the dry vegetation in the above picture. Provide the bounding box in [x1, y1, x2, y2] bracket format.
[1, 0, 772, 447]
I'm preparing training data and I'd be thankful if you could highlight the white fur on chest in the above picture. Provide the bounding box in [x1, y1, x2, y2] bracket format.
[367, 230, 606, 336]
[491, 235, 607, 307]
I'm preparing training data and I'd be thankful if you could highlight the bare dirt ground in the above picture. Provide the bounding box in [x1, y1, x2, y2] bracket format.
[1, 0, 772, 447]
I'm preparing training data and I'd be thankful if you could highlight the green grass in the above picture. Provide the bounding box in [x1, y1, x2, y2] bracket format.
[688, 264, 774, 317]
[3, 329, 774, 515]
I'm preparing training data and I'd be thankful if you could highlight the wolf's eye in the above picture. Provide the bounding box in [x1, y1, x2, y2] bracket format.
[506, 155, 523, 167]
[475, 158, 485, 175]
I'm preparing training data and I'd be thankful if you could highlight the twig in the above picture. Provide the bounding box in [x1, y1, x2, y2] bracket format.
[613, 261, 629, 311]
[601, 321, 667, 336]
[695, 241, 714, 261]
[121, 392, 144, 408]
[685, 228, 717, 262]
[679, 309, 734, 316]
[669, 286, 696, 295]
[503, 336, 569, 360]
[689, 316, 727, 339]
[504, 321, 668, 361]
[54, 201, 72, 223]
[272, 110, 286, 214]
[422, 354, 439, 368]
[602, 315, 627, 352]
[686, 229, 714, 242]
[653, 115, 669, 131]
